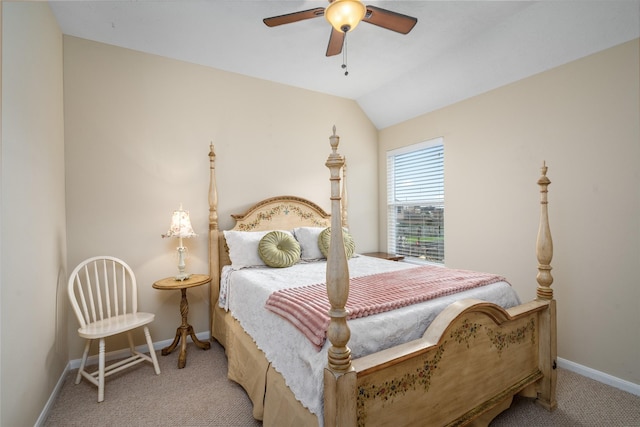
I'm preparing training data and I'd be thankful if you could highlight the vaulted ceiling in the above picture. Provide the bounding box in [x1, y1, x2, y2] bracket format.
[50, 1, 640, 129]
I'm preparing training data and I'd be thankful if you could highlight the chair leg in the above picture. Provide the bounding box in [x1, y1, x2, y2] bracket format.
[98, 338, 105, 403]
[76, 340, 91, 385]
[144, 326, 161, 375]
[127, 331, 136, 355]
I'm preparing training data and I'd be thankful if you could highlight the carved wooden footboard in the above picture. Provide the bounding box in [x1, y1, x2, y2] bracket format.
[324, 298, 555, 426]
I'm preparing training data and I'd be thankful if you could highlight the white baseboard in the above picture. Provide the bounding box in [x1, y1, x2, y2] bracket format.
[557, 357, 640, 397]
[36, 330, 212, 426]
[34, 361, 71, 427]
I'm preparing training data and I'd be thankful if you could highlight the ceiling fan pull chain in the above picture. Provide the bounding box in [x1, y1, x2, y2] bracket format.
[341, 32, 349, 76]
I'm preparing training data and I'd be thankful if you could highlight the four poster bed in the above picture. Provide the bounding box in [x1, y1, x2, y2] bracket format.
[207, 129, 557, 427]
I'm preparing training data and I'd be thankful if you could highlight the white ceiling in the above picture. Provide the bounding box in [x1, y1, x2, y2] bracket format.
[49, 1, 640, 129]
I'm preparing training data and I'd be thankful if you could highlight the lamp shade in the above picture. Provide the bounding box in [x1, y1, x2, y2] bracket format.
[325, 0, 366, 33]
[163, 206, 196, 239]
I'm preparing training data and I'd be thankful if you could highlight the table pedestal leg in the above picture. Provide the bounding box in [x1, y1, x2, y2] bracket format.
[160, 288, 210, 368]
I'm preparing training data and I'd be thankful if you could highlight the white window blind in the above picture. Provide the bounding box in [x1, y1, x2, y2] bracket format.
[387, 138, 444, 264]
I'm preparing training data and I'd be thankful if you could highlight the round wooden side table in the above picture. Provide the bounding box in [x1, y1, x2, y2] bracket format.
[152, 274, 211, 368]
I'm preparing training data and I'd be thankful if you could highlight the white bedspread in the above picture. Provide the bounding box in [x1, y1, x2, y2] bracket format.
[220, 255, 521, 423]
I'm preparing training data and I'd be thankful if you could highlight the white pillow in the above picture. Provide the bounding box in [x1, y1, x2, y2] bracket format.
[292, 227, 325, 260]
[224, 230, 293, 269]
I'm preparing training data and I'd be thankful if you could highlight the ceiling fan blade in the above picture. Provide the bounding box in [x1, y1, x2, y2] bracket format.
[363, 5, 417, 34]
[263, 7, 325, 27]
[326, 28, 345, 57]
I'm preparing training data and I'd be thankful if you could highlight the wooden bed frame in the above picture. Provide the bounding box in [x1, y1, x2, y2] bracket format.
[207, 128, 557, 426]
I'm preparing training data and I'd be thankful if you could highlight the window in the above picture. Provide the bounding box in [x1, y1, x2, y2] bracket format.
[387, 138, 444, 264]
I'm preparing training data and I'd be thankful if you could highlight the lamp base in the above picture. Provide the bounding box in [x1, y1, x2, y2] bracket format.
[175, 246, 190, 281]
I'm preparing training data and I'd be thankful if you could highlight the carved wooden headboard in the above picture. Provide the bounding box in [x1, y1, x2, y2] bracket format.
[217, 195, 332, 269]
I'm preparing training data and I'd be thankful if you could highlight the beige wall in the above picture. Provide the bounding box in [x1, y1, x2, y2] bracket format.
[379, 39, 640, 386]
[62, 36, 379, 359]
[1, 2, 68, 426]
[1, 3, 637, 424]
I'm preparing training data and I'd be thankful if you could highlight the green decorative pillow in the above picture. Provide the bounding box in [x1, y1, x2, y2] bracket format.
[318, 227, 355, 259]
[258, 230, 301, 268]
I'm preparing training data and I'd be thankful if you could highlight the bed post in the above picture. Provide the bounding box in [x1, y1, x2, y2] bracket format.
[209, 143, 220, 339]
[324, 126, 357, 427]
[342, 158, 348, 229]
[535, 161, 557, 410]
[536, 161, 553, 301]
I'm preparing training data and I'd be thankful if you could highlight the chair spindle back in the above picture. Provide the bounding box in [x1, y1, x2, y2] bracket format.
[68, 256, 139, 328]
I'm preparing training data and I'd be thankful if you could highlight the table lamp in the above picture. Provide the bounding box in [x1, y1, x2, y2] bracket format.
[162, 204, 197, 280]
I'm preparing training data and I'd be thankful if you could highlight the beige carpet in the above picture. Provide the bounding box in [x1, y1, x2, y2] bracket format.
[44, 341, 261, 427]
[44, 341, 640, 426]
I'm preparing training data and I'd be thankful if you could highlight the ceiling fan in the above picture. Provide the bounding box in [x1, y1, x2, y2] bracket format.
[263, 0, 418, 57]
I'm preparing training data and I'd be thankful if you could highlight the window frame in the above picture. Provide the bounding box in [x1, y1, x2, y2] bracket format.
[386, 137, 444, 265]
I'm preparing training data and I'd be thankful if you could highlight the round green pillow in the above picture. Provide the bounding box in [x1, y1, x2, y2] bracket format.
[318, 227, 355, 259]
[258, 231, 301, 268]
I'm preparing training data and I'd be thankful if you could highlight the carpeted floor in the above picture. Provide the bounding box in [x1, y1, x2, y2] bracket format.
[44, 341, 640, 426]
[44, 341, 261, 427]
[491, 369, 640, 426]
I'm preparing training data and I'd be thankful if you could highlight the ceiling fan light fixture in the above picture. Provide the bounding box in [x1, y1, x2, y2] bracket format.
[325, 0, 366, 33]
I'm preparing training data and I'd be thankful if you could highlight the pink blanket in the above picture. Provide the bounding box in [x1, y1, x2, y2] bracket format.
[264, 265, 508, 350]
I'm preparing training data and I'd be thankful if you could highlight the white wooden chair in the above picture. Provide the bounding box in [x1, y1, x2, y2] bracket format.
[68, 256, 161, 402]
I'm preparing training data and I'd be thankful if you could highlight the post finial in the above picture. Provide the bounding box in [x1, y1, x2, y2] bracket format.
[329, 125, 340, 154]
